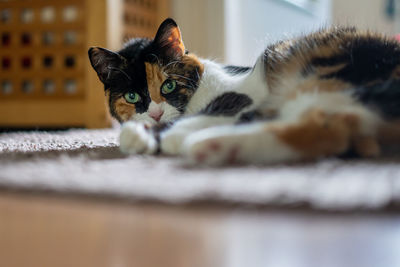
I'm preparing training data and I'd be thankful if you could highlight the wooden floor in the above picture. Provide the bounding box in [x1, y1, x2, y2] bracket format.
[0, 192, 399, 267]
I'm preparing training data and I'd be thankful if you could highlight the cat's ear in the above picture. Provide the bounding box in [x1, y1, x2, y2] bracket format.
[153, 18, 185, 61]
[88, 47, 127, 84]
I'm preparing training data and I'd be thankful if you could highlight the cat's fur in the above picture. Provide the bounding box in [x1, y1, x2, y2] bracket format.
[89, 18, 400, 165]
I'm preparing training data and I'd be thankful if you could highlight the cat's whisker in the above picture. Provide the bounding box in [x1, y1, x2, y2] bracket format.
[164, 60, 181, 68]
[166, 72, 198, 89]
[176, 81, 196, 90]
[171, 74, 198, 88]
[169, 73, 194, 81]
[176, 81, 187, 87]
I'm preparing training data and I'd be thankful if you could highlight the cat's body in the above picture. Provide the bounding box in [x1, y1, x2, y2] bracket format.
[89, 18, 400, 165]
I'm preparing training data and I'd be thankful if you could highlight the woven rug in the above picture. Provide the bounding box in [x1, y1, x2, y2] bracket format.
[1, 128, 400, 211]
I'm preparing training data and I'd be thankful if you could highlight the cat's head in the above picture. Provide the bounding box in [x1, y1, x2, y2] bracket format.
[88, 18, 204, 123]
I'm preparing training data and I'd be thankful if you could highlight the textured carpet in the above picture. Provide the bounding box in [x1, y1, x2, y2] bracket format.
[1, 128, 400, 211]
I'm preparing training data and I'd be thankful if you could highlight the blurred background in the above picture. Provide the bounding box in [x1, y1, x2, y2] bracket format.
[175, 0, 399, 65]
[0, 0, 399, 129]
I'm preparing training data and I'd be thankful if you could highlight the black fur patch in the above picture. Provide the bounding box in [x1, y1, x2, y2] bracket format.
[353, 79, 400, 119]
[311, 54, 348, 67]
[201, 92, 252, 116]
[314, 37, 400, 85]
[238, 110, 265, 123]
[223, 65, 252, 75]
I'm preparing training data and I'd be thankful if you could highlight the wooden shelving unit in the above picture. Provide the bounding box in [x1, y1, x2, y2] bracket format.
[0, 0, 169, 128]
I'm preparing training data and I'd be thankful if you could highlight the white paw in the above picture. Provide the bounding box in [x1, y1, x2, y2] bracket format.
[119, 121, 157, 154]
[160, 130, 186, 155]
[183, 133, 243, 166]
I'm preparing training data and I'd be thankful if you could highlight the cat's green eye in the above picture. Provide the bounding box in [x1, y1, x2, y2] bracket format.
[124, 92, 141, 104]
[161, 79, 177, 94]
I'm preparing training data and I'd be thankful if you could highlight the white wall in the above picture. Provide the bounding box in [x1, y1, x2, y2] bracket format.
[171, 0, 225, 60]
[171, 0, 398, 66]
[332, 0, 395, 35]
[172, 0, 331, 65]
[225, 0, 331, 66]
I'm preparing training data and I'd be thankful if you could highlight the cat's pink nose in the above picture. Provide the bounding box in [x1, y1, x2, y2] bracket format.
[149, 109, 164, 122]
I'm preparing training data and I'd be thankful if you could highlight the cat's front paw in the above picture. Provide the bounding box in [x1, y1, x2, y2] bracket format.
[160, 130, 185, 155]
[119, 121, 157, 154]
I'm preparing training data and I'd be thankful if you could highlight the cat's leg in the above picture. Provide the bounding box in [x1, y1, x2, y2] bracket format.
[184, 122, 301, 165]
[120, 89, 256, 155]
[119, 115, 236, 155]
[160, 115, 237, 155]
[183, 93, 382, 165]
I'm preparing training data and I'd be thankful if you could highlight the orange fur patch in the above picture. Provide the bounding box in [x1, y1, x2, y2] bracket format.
[377, 120, 400, 144]
[114, 97, 136, 121]
[183, 54, 204, 75]
[145, 63, 167, 104]
[353, 136, 380, 157]
[271, 109, 360, 158]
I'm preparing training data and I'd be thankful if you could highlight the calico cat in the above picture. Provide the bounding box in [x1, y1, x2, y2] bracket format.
[88, 18, 400, 165]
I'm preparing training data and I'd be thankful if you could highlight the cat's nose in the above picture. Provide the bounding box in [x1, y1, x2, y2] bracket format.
[149, 109, 164, 122]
